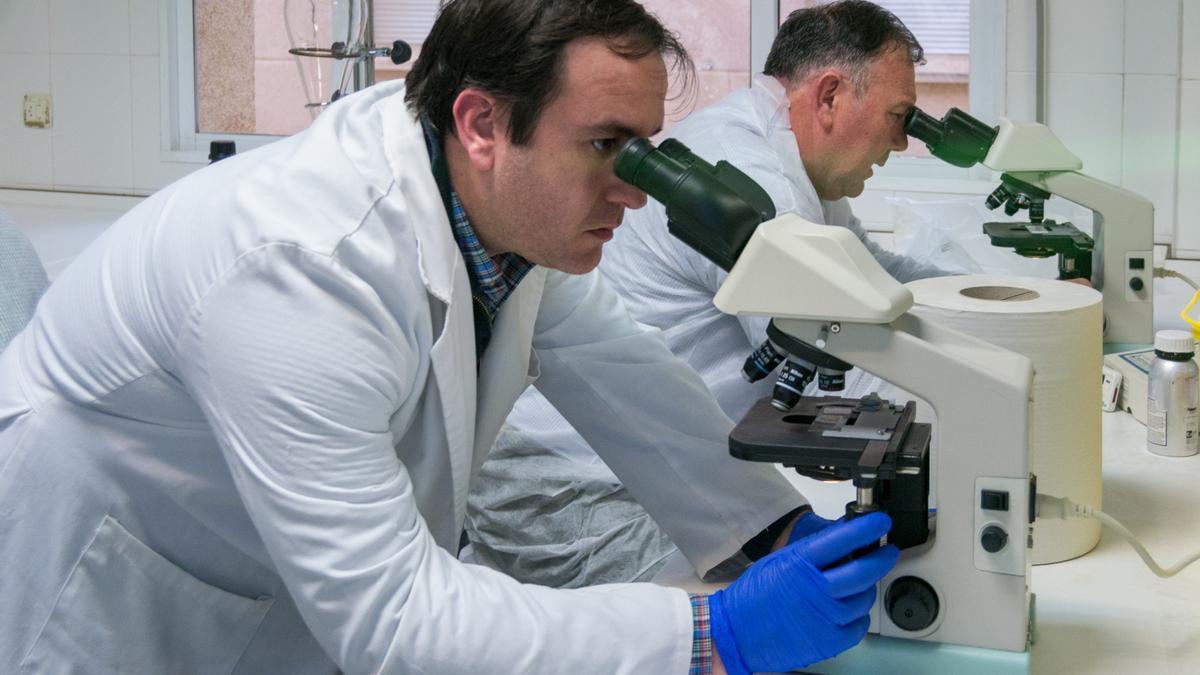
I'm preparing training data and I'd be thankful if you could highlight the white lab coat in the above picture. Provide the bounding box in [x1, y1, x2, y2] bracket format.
[500, 75, 948, 474]
[0, 80, 800, 674]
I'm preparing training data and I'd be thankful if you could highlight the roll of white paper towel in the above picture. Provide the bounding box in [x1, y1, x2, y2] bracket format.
[906, 275, 1103, 565]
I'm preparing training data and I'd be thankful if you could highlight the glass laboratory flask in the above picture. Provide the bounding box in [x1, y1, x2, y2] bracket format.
[284, 0, 369, 117]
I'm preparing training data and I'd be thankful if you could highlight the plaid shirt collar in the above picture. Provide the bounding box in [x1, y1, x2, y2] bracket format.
[420, 117, 534, 321]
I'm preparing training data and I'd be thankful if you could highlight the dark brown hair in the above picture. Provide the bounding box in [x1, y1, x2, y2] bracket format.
[405, 0, 691, 145]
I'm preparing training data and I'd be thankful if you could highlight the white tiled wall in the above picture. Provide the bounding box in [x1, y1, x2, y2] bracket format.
[51, 54, 134, 191]
[1046, 0, 1125, 75]
[1124, 0, 1179, 76]
[1049, 72, 1125, 185]
[1183, 0, 1200, 80]
[49, 0, 131, 56]
[1179, 79, 1200, 253]
[1179, 1, 1200, 255]
[1122, 74, 1179, 241]
[0, 0, 201, 195]
[0, 52, 54, 187]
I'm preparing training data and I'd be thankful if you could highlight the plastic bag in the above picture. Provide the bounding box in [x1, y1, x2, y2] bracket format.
[887, 195, 1068, 278]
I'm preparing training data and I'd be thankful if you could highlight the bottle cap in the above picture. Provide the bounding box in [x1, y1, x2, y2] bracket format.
[1154, 329, 1194, 355]
[208, 140, 237, 163]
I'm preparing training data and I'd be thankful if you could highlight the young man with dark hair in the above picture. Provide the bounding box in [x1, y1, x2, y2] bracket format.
[0, 1, 895, 674]
[470, 0, 945, 630]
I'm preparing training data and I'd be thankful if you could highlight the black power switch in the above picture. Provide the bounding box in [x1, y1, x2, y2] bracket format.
[980, 489, 1009, 512]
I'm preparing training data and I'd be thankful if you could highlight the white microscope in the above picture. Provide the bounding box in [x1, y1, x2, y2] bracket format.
[615, 138, 1037, 673]
[905, 107, 1154, 345]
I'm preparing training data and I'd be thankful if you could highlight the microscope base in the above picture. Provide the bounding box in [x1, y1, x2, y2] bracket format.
[802, 632, 1030, 675]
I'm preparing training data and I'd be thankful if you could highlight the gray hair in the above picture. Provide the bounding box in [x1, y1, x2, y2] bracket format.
[764, 0, 924, 95]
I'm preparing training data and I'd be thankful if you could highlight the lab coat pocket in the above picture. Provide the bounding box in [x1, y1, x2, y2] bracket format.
[20, 516, 274, 675]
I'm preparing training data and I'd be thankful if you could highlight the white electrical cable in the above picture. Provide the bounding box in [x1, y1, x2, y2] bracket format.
[1036, 493, 1200, 578]
[1154, 266, 1200, 291]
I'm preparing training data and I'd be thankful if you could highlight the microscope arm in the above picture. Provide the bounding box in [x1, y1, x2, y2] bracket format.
[1007, 171, 1154, 343]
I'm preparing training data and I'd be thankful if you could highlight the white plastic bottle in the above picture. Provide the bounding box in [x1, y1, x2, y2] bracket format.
[1147, 330, 1199, 457]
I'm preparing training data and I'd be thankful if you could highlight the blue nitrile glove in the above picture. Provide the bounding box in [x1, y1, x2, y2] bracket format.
[709, 512, 899, 675]
[786, 509, 836, 546]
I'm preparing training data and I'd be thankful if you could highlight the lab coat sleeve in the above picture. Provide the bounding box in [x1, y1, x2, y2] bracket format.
[175, 246, 693, 675]
[531, 269, 804, 576]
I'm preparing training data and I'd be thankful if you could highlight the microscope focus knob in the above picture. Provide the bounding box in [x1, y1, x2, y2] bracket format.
[981, 525, 1009, 553]
[885, 576, 939, 632]
[1129, 277, 1145, 292]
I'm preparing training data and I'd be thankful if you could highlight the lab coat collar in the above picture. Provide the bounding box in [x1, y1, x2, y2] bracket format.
[470, 269, 544, 475]
[753, 73, 792, 132]
[381, 91, 463, 307]
[751, 73, 827, 217]
[381, 89, 480, 529]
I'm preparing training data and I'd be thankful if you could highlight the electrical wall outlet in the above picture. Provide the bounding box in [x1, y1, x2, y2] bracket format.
[23, 93, 51, 128]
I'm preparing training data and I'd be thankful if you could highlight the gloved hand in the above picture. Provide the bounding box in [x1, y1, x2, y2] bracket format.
[785, 509, 836, 546]
[709, 512, 899, 675]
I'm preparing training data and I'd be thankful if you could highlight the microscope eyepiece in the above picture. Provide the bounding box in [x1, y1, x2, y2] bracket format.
[903, 107, 944, 148]
[903, 106, 999, 168]
[613, 138, 683, 197]
[614, 137, 776, 271]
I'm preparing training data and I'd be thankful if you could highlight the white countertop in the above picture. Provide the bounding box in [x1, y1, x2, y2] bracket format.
[655, 410, 1200, 674]
[1030, 411, 1200, 674]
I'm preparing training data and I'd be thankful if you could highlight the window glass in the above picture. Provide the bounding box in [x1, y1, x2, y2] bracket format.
[370, 0, 439, 85]
[192, 1, 751, 138]
[194, 0, 437, 137]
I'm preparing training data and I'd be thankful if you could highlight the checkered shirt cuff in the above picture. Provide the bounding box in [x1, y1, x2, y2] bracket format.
[689, 593, 714, 675]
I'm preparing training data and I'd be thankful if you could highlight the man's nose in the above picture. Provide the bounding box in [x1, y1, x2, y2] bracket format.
[609, 177, 648, 210]
[893, 124, 909, 152]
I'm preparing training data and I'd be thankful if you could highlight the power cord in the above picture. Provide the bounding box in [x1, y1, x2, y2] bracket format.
[1036, 493, 1200, 578]
[1154, 266, 1200, 291]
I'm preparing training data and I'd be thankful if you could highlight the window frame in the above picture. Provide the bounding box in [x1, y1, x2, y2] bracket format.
[162, 0, 292, 162]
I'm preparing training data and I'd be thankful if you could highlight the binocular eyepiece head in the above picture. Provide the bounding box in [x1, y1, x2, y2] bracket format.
[903, 106, 999, 169]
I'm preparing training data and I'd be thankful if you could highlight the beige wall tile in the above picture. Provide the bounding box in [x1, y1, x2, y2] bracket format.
[196, 0, 256, 134]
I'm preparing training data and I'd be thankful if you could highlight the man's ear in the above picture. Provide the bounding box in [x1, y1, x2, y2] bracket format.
[450, 88, 502, 172]
[812, 70, 844, 132]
